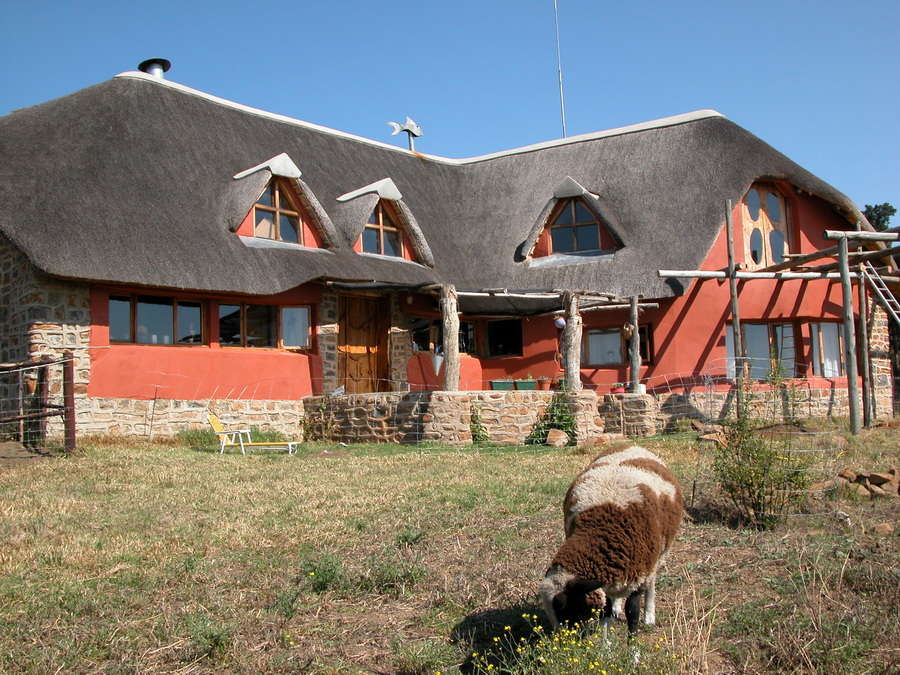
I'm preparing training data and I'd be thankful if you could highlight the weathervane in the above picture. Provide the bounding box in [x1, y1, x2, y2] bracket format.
[388, 117, 423, 151]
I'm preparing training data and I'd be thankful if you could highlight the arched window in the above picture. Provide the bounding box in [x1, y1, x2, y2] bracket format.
[744, 184, 792, 268]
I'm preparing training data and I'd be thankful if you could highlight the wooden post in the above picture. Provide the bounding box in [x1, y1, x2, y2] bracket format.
[37, 363, 49, 446]
[62, 352, 76, 454]
[562, 292, 583, 390]
[440, 285, 460, 392]
[629, 295, 641, 392]
[725, 199, 745, 415]
[838, 238, 861, 434]
[858, 266, 873, 426]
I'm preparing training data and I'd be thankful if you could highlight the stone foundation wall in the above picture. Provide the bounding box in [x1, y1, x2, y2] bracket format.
[302, 390, 606, 446]
[600, 393, 661, 437]
[69, 397, 304, 440]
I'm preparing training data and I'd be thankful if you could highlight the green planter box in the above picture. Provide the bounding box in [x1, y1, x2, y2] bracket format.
[515, 380, 538, 390]
[490, 380, 514, 390]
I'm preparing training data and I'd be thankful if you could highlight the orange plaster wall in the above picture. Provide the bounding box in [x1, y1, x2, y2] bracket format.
[88, 285, 322, 400]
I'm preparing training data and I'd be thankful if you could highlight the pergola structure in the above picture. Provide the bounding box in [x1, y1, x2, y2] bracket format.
[659, 210, 900, 434]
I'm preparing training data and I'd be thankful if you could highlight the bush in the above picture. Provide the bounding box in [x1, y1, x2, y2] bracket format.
[714, 397, 812, 529]
[525, 392, 576, 446]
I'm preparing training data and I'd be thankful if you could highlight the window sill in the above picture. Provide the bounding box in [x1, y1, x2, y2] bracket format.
[528, 250, 616, 268]
[239, 236, 333, 253]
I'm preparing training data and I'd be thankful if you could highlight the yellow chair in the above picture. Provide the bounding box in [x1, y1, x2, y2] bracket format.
[207, 413, 298, 455]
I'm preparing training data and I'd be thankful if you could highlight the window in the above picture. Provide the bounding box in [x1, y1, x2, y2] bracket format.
[725, 322, 796, 379]
[810, 323, 844, 377]
[744, 185, 792, 268]
[254, 179, 304, 244]
[411, 317, 476, 355]
[109, 295, 203, 345]
[582, 326, 651, 366]
[485, 319, 523, 357]
[362, 201, 403, 257]
[548, 197, 605, 254]
[218, 303, 311, 349]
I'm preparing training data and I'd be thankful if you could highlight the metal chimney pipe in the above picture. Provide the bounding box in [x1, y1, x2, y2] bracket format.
[137, 58, 171, 78]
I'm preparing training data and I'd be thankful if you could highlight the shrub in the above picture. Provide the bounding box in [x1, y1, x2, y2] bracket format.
[714, 377, 813, 529]
[525, 392, 576, 445]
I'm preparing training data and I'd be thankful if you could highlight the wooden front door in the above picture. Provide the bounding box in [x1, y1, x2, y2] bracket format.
[338, 295, 390, 393]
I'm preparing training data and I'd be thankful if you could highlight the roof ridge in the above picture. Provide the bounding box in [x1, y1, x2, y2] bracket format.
[114, 70, 725, 165]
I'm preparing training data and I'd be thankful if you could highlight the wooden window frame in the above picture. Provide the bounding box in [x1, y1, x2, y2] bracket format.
[362, 201, 405, 257]
[810, 322, 844, 377]
[410, 316, 476, 355]
[743, 184, 793, 269]
[484, 318, 523, 358]
[108, 294, 205, 346]
[218, 303, 313, 350]
[253, 178, 305, 244]
[548, 197, 604, 254]
[582, 325, 651, 366]
[726, 322, 797, 379]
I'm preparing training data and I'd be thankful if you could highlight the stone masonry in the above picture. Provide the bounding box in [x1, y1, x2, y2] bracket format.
[301, 389, 606, 446]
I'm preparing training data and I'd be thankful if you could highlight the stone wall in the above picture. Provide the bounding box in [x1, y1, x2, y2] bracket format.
[70, 397, 304, 440]
[302, 389, 606, 446]
[600, 393, 661, 437]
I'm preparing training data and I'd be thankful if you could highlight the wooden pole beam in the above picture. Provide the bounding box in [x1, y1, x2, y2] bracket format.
[725, 199, 744, 416]
[858, 268, 873, 427]
[440, 285, 460, 392]
[838, 239, 861, 434]
[629, 296, 641, 393]
[825, 230, 900, 242]
[658, 270, 858, 280]
[562, 292, 583, 390]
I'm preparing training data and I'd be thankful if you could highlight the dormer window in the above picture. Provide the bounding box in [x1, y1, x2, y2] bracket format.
[254, 178, 304, 244]
[744, 184, 792, 268]
[548, 198, 604, 253]
[362, 201, 404, 257]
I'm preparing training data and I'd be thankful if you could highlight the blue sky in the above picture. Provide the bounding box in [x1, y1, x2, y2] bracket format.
[2, 0, 897, 217]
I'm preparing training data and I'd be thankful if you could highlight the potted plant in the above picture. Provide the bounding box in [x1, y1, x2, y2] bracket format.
[537, 376, 552, 390]
[611, 383, 626, 394]
[490, 379, 514, 390]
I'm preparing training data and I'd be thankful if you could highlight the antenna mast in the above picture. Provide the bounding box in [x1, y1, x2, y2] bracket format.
[554, 0, 567, 137]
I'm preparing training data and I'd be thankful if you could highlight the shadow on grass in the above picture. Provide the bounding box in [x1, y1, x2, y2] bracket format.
[451, 602, 550, 674]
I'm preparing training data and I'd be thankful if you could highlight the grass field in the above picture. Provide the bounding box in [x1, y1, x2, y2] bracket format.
[0, 428, 897, 674]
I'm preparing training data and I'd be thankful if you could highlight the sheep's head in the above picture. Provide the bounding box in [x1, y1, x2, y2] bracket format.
[539, 569, 605, 629]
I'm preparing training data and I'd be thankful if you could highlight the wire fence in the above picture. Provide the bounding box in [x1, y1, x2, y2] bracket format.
[0, 357, 868, 522]
[0, 355, 76, 454]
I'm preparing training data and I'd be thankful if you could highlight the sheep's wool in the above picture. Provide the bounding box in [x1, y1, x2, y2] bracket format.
[564, 446, 678, 532]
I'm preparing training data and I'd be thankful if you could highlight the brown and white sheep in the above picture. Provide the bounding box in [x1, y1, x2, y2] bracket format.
[539, 444, 682, 640]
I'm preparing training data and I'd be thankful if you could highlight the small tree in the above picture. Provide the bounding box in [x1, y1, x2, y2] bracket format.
[863, 202, 896, 231]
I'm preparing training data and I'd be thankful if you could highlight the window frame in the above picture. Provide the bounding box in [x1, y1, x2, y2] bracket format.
[253, 178, 306, 245]
[725, 322, 797, 380]
[582, 325, 651, 366]
[108, 294, 205, 346]
[218, 303, 313, 350]
[361, 201, 405, 257]
[743, 184, 793, 269]
[810, 322, 844, 377]
[484, 318, 524, 358]
[411, 317, 476, 355]
[547, 197, 605, 255]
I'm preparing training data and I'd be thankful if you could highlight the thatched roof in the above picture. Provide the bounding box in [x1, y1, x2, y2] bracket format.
[0, 71, 870, 314]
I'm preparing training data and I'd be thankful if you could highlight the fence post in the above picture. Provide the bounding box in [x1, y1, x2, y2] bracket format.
[63, 352, 76, 453]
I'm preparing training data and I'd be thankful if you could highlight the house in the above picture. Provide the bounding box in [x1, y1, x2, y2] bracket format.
[0, 63, 892, 442]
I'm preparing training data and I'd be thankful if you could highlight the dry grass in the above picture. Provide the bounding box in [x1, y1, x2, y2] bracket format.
[0, 429, 897, 674]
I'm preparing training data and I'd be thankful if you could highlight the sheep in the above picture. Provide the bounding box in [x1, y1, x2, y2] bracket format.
[539, 443, 682, 642]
